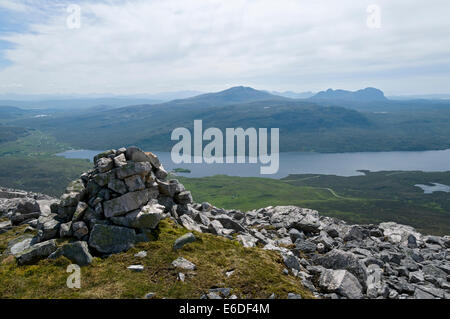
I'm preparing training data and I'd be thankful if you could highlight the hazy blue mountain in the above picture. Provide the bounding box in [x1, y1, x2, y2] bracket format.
[0, 98, 162, 110]
[13, 95, 372, 152]
[166, 86, 288, 107]
[7, 86, 450, 153]
[311, 87, 388, 102]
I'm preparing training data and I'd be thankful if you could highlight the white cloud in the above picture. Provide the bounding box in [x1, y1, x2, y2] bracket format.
[0, 0, 29, 12]
[0, 0, 449, 95]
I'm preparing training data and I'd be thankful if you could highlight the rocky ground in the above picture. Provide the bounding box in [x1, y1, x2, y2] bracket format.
[1, 146, 449, 299]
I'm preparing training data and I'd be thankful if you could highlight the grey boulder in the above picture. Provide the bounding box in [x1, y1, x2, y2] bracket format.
[313, 249, 368, 288]
[49, 241, 93, 266]
[16, 239, 58, 265]
[110, 203, 164, 229]
[319, 269, 363, 299]
[172, 257, 196, 270]
[88, 224, 136, 254]
[103, 189, 157, 218]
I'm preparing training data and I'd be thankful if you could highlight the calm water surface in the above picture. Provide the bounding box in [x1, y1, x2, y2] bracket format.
[56, 149, 450, 179]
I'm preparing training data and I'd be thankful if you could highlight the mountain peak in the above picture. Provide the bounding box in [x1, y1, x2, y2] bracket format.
[181, 86, 286, 106]
[311, 87, 387, 102]
[224, 86, 256, 92]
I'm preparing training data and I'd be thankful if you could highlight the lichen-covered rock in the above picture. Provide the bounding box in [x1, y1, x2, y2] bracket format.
[72, 201, 88, 222]
[174, 191, 193, 205]
[113, 153, 127, 167]
[103, 189, 158, 218]
[319, 269, 363, 299]
[8, 235, 34, 256]
[157, 179, 185, 197]
[124, 175, 146, 192]
[379, 222, 423, 246]
[49, 241, 93, 266]
[171, 257, 196, 270]
[15, 239, 58, 265]
[213, 214, 245, 233]
[72, 221, 89, 239]
[59, 221, 73, 238]
[110, 203, 164, 229]
[107, 178, 128, 194]
[115, 162, 152, 179]
[269, 206, 320, 233]
[97, 157, 114, 173]
[312, 249, 368, 288]
[36, 214, 61, 242]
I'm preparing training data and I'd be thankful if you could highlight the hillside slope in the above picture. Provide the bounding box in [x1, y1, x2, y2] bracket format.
[0, 148, 449, 299]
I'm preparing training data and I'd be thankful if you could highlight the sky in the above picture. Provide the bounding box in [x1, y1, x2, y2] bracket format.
[0, 0, 449, 96]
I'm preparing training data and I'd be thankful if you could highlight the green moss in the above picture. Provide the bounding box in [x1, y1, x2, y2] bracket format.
[0, 219, 314, 299]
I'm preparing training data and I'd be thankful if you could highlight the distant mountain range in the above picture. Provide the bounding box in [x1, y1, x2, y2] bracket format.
[4, 86, 450, 112]
[2, 86, 450, 153]
[310, 87, 388, 102]
[0, 98, 163, 111]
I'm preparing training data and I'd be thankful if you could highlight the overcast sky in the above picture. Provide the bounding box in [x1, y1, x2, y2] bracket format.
[0, 0, 449, 95]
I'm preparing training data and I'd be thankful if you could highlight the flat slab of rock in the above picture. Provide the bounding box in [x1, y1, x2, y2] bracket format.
[103, 189, 157, 218]
[16, 239, 57, 265]
[115, 162, 152, 179]
[10, 237, 34, 256]
[213, 214, 246, 233]
[110, 203, 163, 229]
[88, 224, 136, 254]
[180, 215, 202, 233]
[172, 257, 196, 270]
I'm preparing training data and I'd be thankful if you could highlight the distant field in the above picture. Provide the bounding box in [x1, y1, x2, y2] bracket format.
[179, 171, 450, 236]
[0, 130, 91, 196]
[0, 130, 69, 157]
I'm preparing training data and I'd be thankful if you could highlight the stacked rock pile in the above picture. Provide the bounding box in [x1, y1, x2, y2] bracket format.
[5, 146, 193, 264]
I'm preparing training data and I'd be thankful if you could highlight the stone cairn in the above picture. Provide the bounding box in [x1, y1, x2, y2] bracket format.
[4, 146, 194, 265]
